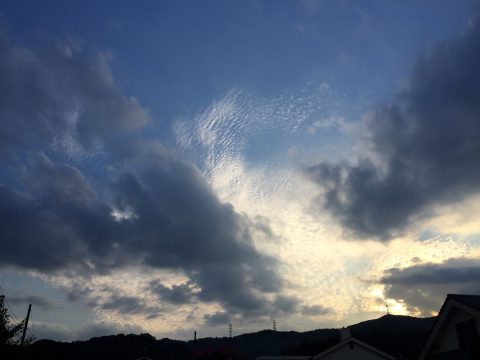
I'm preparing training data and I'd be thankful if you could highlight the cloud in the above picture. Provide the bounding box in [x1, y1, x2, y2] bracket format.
[149, 280, 198, 305]
[301, 304, 332, 316]
[172, 83, 341, 177]
[100, 295, 146, 315]
[380, 257, 480, 315]
[1, 147, 287, 317]
[8, 294, 55, 311]
[0, 152, 123, 273]
[0, 31, 149, 158]
[203, 311, 231, 327]
[111, 144, 286, 317]
[273, 295, 299, 314]
[97, 290, 163, 319]
[65, 283, 96, 304]
[61, 278, 164, 319]
[307, 16, 480, 240]
[0, 29, 289, 321]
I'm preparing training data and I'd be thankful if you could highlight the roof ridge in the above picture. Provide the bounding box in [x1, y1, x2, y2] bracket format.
[447, 293, 480, 295]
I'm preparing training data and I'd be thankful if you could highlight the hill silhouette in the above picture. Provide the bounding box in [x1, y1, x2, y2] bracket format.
[191, 314, 434, 359]
[9, 314, 435, 360]
[350, 314, 435, 359]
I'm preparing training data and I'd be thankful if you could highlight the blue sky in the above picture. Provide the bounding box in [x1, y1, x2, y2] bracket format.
[1, 0, 480, 341]
[3, 1, 472, 124]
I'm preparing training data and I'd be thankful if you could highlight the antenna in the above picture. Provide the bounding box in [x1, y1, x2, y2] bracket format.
[273, 319, 276, 331]
[229, 323, 232, 338]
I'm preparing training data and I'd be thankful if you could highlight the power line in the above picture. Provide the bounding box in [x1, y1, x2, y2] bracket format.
[0, 284, 35, 343]
[5, 299, 20, 323]
[0, 285, 25, 326]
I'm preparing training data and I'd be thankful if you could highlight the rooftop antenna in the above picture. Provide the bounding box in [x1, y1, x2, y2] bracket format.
[229, 323, 232, 338]
[273, 319, 276, 331]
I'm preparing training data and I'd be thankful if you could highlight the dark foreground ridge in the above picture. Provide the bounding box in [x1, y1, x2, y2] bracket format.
[3, 314, 435, 360]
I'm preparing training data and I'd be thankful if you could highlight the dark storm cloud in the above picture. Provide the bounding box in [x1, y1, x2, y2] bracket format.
[1, 148, 286, 316]
[0, 30, 290, 319]
[201, 293, 300, 326]
[203, 311, 231, 327]
[150, 280, 197, 305]
[381, 257, 480, 315]
[0, 152, 125, 273]
[110, 144, 287, 316]
[191, 262, 286, 317]
[0, 31, 149, 156]
[307, 16, 480, 240]
[382, 259, 480, 284]
[111, 144, 267, 271]
[273, 295, 299, 314]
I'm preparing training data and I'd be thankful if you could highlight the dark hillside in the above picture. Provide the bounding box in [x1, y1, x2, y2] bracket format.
[190, 328, 337, 357]
[9, 314, 436, 360]
[351, 314, 435, 359]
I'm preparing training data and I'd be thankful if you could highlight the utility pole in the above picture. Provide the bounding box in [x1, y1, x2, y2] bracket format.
[21, 304, 31, 346]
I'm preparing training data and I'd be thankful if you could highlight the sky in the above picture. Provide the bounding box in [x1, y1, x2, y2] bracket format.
[1, 0, 480, 342]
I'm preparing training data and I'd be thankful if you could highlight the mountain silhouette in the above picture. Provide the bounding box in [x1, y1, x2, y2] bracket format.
[10, 314, 435, 360]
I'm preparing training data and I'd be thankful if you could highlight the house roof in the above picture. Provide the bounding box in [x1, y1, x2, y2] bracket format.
[312, 337, 395, 360]
[447, 294, 480, 311]
[419, 294, 480, 360]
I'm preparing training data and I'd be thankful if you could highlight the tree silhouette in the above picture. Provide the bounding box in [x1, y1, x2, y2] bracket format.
[0, 298, 25, 346]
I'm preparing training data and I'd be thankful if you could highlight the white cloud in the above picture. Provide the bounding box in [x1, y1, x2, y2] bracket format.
[172, 87, 480, 332]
